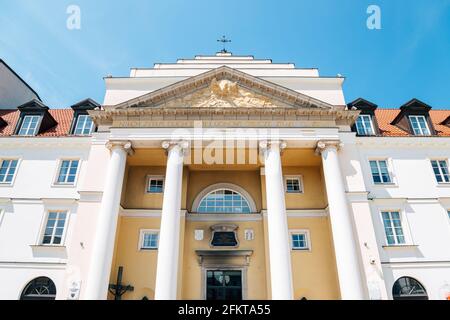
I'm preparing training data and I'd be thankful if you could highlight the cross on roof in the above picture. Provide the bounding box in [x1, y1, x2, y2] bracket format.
[217, 35, 231, 53]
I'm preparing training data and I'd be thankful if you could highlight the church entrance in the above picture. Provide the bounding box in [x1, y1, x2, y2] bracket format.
[206, 270, 242, 300]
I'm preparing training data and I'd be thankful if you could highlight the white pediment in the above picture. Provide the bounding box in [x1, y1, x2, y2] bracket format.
[112, 66, 335, 110]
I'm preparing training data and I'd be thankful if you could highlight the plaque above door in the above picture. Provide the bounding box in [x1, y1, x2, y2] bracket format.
[210, 224, 239, 248]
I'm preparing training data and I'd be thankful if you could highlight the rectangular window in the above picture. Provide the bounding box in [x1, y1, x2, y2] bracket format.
[431, 160, 450, 183]
[381, 211, 405, 245]
[290, 232, 310, 250]
[73, 115, 94, 135]
[369, 160, 392, 184]
[42, 211, 68, 245]
[18, 115, 41, 136]
[285, 176, 303, 193]
[147, 177, 164, 193]
[0, 159, 18, 184]
[409, 115, 430, 135]
[56, 160, 79, 185]
[355, 114, 375, 135]
[140, 231, 159, 250]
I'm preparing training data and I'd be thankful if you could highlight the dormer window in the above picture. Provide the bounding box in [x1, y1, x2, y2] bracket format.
[18, 115, 41, 136]
[409, 115, 430, 135]
[69, 98, 100, 136]
[347, 98, 379, 136]
[73, 114, 94, 135]
[14, 99, 57, 137]
[390, 99, 435, 136]
[355, 114, 375, 135]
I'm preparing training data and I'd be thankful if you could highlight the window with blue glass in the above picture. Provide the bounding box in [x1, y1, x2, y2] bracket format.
[409, 115, 430, 136]
[369, 160, 392, 184]
[140, 231, 158, 250]
[382, 211, 405, 245]
[56, 160, 79, 185]
[290, 232, 309, 250]
[147, 177, 164, 193]
[355, 114, 375, 135]
[18, 115, 41, 136]
[197, 189, 251, 213]
[430, 160, 450, 183]
[73, 115, 94, 135]
[0, 159, 18, 184]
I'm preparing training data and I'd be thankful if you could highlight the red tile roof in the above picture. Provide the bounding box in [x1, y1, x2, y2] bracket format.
[0, 108, 449, 137]
[375, 109, 450, 137]
[0, 109, 74, 137]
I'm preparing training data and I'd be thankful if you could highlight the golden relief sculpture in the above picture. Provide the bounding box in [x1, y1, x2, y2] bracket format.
[162, 79, 289, 109]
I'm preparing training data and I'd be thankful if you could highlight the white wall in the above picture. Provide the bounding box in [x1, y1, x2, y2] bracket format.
[355, 137, 450, 299]
[0, 138, 91, 299]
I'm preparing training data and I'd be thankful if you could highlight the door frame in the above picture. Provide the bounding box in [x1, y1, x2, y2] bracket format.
[201, 265, 248, 300]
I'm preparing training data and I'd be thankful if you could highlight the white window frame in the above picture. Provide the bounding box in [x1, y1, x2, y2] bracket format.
[284, 175, 304, 194]
[138, 229, 159, 250]
[39, 210, 69, 246]
[73, 114, 94, 136]
[0, 158, 21, 186]
[18, 115, 41, 136]
[53, 159, 80, 186]
[146, 175, 165, 194]
[369, 158, 394, 185]
[355, 114, 375, 135]
[377, 207, 415, 247]
[289, 229, 311, 251]
[0, 208, 5, 229]
[409, 115, 431, 136]
[430, 159, 450, 184]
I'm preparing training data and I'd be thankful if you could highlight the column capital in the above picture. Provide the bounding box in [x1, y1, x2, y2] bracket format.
[161, 140, 190, 155]
[315, 140, 342, 155]
[106, 140, 134, 156]
[258, 140, 287, 153]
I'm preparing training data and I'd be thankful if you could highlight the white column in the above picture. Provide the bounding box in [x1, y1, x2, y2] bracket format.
[84, 141, 133, 300]
[154, 141, 188, 300]
[260, 140, 294, 300]
[316, 140, 365, 299]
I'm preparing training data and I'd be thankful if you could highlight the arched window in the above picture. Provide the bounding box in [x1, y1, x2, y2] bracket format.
[20, 277, 56, 300]
[392, 277, 428, 300]
[197, 189, 252, 213]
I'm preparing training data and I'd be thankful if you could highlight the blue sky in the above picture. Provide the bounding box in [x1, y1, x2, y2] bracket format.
[1, 0, 449, 109]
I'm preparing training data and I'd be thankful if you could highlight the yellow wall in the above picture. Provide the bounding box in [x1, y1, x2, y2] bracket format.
[182, 219, 267, 299]
[111, 154, 339, 300]
[287, 217, 340, 300]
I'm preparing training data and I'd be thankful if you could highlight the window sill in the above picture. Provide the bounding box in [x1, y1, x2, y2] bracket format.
[0, 183, 14, 187]
[51, 184, 77, 188]
[372, 183, 398, 188]
[291, 248, 311, 252]
[139, 248, 158, 251]
[30, 244, 67, 249]
[436, 183, 450, 187]
[382, 244, 418, 249]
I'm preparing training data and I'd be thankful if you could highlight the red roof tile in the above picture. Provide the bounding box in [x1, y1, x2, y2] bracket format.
[0, 108, 449, 138]
[375, 109, 450, 137]
[0, 109, 74, 137]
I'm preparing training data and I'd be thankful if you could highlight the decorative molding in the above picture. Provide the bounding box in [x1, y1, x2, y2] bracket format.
[315, 140, 342, 154]
[191, 182, 257, 213]
[78, 191, 103, 203]
[258, 140, 287, 155]
[106, 140, 134, 155]
[119, 207, 187, 217]
[187, 213, 262, 222]
[261, 209, 328, 217]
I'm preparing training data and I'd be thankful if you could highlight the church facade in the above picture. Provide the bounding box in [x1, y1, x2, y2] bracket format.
[0, 53, 449, 300]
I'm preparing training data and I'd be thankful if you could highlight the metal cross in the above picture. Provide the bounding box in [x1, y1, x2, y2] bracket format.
[217, 35, 231, 53]
[108, 266, 134, 300]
